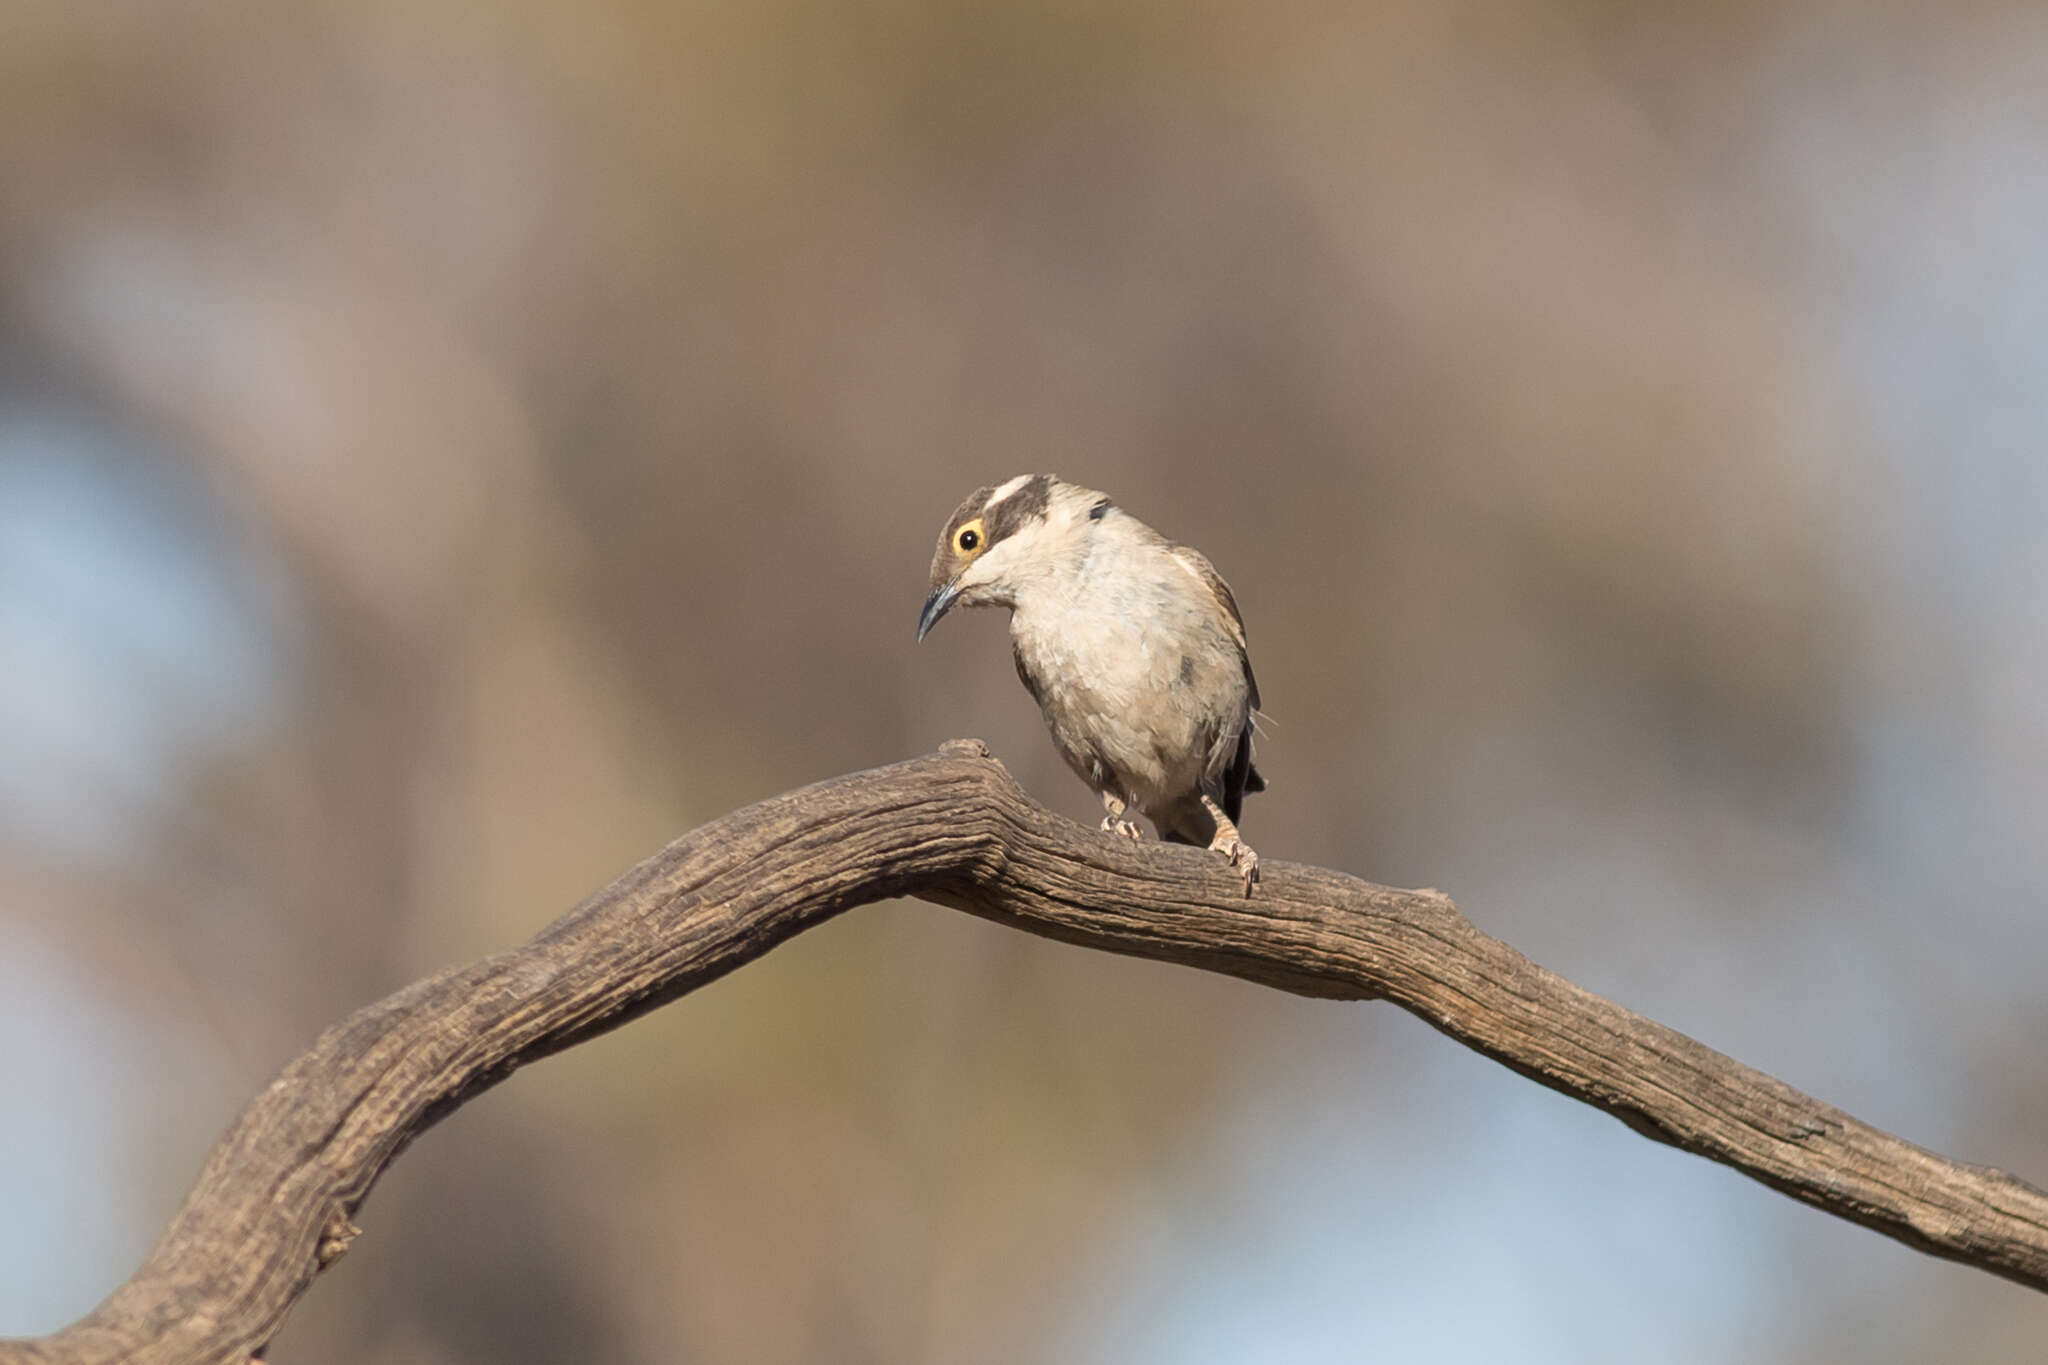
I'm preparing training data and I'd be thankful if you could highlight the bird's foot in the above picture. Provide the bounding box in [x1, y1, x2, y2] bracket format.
[1211, 832, 1260, 895]
[1200, 795, 1260, 895]
[1100, 793, 1144, 840]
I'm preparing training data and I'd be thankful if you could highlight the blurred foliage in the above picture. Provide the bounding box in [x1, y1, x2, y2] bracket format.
[4, 1, 2048, 1361]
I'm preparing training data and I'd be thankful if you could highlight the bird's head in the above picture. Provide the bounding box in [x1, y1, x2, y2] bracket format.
[917, 473, 1108, 640]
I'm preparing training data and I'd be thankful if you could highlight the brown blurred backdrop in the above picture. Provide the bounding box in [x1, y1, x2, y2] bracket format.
[4, 1, 2048, 1361]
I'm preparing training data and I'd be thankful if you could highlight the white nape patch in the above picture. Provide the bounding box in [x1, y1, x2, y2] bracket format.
[983, 473, 1036, 510]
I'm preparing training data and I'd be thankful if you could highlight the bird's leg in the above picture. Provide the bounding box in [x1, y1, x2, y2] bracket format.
[1199, 795, 1260, 895]
[1100, 791, 1144, 840]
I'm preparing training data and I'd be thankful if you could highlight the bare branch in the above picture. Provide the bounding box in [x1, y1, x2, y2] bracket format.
[6, 741, 2046, 1364]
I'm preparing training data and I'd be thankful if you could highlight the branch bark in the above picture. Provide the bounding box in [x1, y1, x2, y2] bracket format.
[7, 742, 2046, 1363]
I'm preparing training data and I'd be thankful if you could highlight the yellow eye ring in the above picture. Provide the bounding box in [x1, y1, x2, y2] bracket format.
[956, 519, 985, 553]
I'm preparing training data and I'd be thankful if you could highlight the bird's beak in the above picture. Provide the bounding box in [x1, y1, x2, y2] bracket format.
[916, 582, 961, 641]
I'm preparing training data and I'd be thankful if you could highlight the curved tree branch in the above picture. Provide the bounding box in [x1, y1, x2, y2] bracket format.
[6, 741, 2046, 1364]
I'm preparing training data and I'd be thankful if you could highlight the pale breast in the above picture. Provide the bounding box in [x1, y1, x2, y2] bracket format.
[1009, 546, 1251, 810]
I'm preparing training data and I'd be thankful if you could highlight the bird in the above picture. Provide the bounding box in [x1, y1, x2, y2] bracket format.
[916, 474, 1265, 893]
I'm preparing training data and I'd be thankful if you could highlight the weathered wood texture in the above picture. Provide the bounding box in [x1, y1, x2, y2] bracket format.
[6, 742, 2046, 1363]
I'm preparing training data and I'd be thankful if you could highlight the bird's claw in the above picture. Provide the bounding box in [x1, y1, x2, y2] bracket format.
[1212, 835, 1260, 895]
[1100, 815, 1144, 840]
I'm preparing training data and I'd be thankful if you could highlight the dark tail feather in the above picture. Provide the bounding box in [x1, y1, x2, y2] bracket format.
[1222, 726, 1262, 823]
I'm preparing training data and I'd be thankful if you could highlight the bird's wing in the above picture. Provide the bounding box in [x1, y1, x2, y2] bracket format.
[1169, 543, 1265, 821]
[1168, 544, 1259, 711]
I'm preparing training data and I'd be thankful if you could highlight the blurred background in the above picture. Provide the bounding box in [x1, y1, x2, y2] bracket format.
[4, 1, 2048, 1360]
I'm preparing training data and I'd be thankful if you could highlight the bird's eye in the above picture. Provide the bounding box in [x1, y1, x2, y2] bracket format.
[956, 522, 983, 553]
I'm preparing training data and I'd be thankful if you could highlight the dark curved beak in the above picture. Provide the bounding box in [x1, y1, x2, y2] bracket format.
[916, 582, 960, 642]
